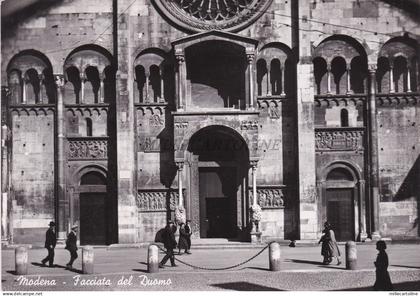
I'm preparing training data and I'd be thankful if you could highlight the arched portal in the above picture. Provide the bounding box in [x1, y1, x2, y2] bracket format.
[186, 125, 249, 239]
[320, 163, 364, 241]
[76, 168, 108, 245]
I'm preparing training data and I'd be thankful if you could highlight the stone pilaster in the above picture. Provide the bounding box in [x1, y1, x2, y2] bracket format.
[116, 0, 138, 243]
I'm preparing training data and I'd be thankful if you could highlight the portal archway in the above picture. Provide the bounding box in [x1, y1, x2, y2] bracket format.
[186, 125, 250, 239]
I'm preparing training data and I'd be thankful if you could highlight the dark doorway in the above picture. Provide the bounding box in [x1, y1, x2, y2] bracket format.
[326, 188, 354, 241]
[80, 193, 107, 245]
[199, 167, 237, 238]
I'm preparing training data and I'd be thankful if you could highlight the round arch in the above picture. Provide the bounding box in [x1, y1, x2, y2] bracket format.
[318, 161, 366, 242]
[313, 34, 370, 58]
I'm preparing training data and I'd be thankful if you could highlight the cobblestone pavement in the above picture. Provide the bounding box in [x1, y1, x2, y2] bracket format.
[2, 244, 420, 291]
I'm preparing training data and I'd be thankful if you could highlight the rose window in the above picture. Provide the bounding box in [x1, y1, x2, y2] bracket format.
[153, 0, 273, 32]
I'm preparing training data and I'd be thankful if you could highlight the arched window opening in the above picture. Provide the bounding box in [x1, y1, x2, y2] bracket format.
[394, 56, 408, 93]
[85, 66, 100, 104]
[86, 118, 93, 137]
[149, 65, 161, 102]
[66, 66, 81, 104]
[104, 65, 116, 103]
[331, 57, 346, 95]
[80, 171, 107, 185]
[313, 57, 327, 95]
[270, 59, 281, 95]
[135, 65, 146, 103]
[8, 70, 22, 104]
[25, 69, 40, 104]
[410, 57, 418, 92]
[42, 68, 56, 104]
[350, 56, 367, 93]
[340, 109, 349, 127]
[376, 57, 390, 93]
[256, 59, 267, 96]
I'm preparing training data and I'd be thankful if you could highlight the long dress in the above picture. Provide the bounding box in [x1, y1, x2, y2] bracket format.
[373, 251, 393, 291]
[320, 229, 340, 261]
[178, 227, 189, 250]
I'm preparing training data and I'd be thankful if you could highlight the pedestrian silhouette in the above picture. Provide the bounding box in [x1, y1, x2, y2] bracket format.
[318, 221, 341, 265]
[373, 240, 393, 291]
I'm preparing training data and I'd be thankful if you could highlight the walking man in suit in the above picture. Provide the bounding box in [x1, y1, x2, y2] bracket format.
[41, 221, 57, 267]
[65, 224, 78, 269]
[159, 220, 178, 268]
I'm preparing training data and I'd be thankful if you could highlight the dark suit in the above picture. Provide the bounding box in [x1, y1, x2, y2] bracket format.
[42, 228, 56, 266]
[160, 225, 177, 266]
[185, 224, 192, 250]
[65, 230, 78, 266]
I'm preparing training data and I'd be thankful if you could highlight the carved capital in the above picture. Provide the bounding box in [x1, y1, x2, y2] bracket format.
[79, 72, 86, 81]
[368, 64, 377, 73]
[250, 160, 258, 168]
[246, 53, 255, 64]
[176, 161, 184, 170]
[54, 75, 65, 88]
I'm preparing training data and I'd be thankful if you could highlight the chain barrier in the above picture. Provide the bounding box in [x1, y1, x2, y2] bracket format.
[156, 244, 269, 271]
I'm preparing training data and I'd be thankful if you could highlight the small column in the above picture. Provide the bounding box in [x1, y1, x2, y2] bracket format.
[177, 162, 184, 207]
[21, 74, 27, 104]
[246, 51, 255, 109]
[38, 73, 44, 104]
[159, 67, 165, 102]
[252, 163, 257, 206]
[175, 52, 185, 110]
[327, 64, 332, 94]
[99, 74, 105, 103]
[407, 66, 412, 93]
[55, 74, 67, 242]
[389, 65, 395, 93]
[266, 63, 271, 96]
[145, 72, 150, 103]
[281, 63, 286, 96]
[367, 65, 381, 241]
[346, 65, 352, 94]
[80, 72, 86, 104]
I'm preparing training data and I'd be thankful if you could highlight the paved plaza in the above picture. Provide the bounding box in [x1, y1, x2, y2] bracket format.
[1, 243, 420, 291]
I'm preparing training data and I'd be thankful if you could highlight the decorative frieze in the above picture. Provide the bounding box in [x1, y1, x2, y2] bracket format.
[240, 120, 258, 130]
[248, 187, 285, 209]
[9, 105, 55, 116]
[376, 93, 420, 107]
[149, 114, 164, 126]
[314, 95, 366, 107]
[136, 189, 185, 212]
[315, 129, 364, 151]
[175, 122, 188, 129]
[65, 105, 109, 117]
[67, 137, 108, 160]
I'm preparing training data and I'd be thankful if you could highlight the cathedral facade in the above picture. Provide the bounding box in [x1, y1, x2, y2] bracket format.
[1, 0, 419, 245]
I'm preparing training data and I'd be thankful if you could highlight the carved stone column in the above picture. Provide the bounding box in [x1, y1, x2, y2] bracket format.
[266, 62, 271, 96]
[99, 73, 105, 103]
[346, 64, 352, 94]
[281, 63, 286, 96]
[358, 180, 368, 241]
[251, 162, 258, 206]
[176, 162, 184, 207]
[80, 72, 86, 104]
[38, 73, 44, 104]
[407, 65, 412, 93]
[159, 66, 165, 103]
[55, 74, 67, 242]
[21, 74, 27, 104]
[175, 52, 185, 110]
[246, 51, 255, 109]
[367, 65, 381, 241]
[389, 64, 395, 93]
[326, 64, 332, 94]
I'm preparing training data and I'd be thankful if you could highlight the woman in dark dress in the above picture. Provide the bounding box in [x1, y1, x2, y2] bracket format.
[177, 223, 189, 255]
[374, 240, 393, 291]
[318, 222, 341, 265]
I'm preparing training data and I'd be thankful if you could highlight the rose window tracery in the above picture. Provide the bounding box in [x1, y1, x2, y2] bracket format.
[153, 0, 273, 32]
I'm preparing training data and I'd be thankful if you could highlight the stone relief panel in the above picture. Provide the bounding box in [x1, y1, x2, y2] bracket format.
[248, 187, 285, 209]
[136, 189, 185, 212]
[67, 138, 108, 160]
[315, 129, 364, 151]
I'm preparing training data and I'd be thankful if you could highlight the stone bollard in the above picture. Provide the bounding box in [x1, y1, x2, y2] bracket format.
[148, 244, 159, 273]
[269, 241, 281, 271]
[15, 246, 28, 275]
[82, 246, 94, 274]
[345, 241, 357, 270]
